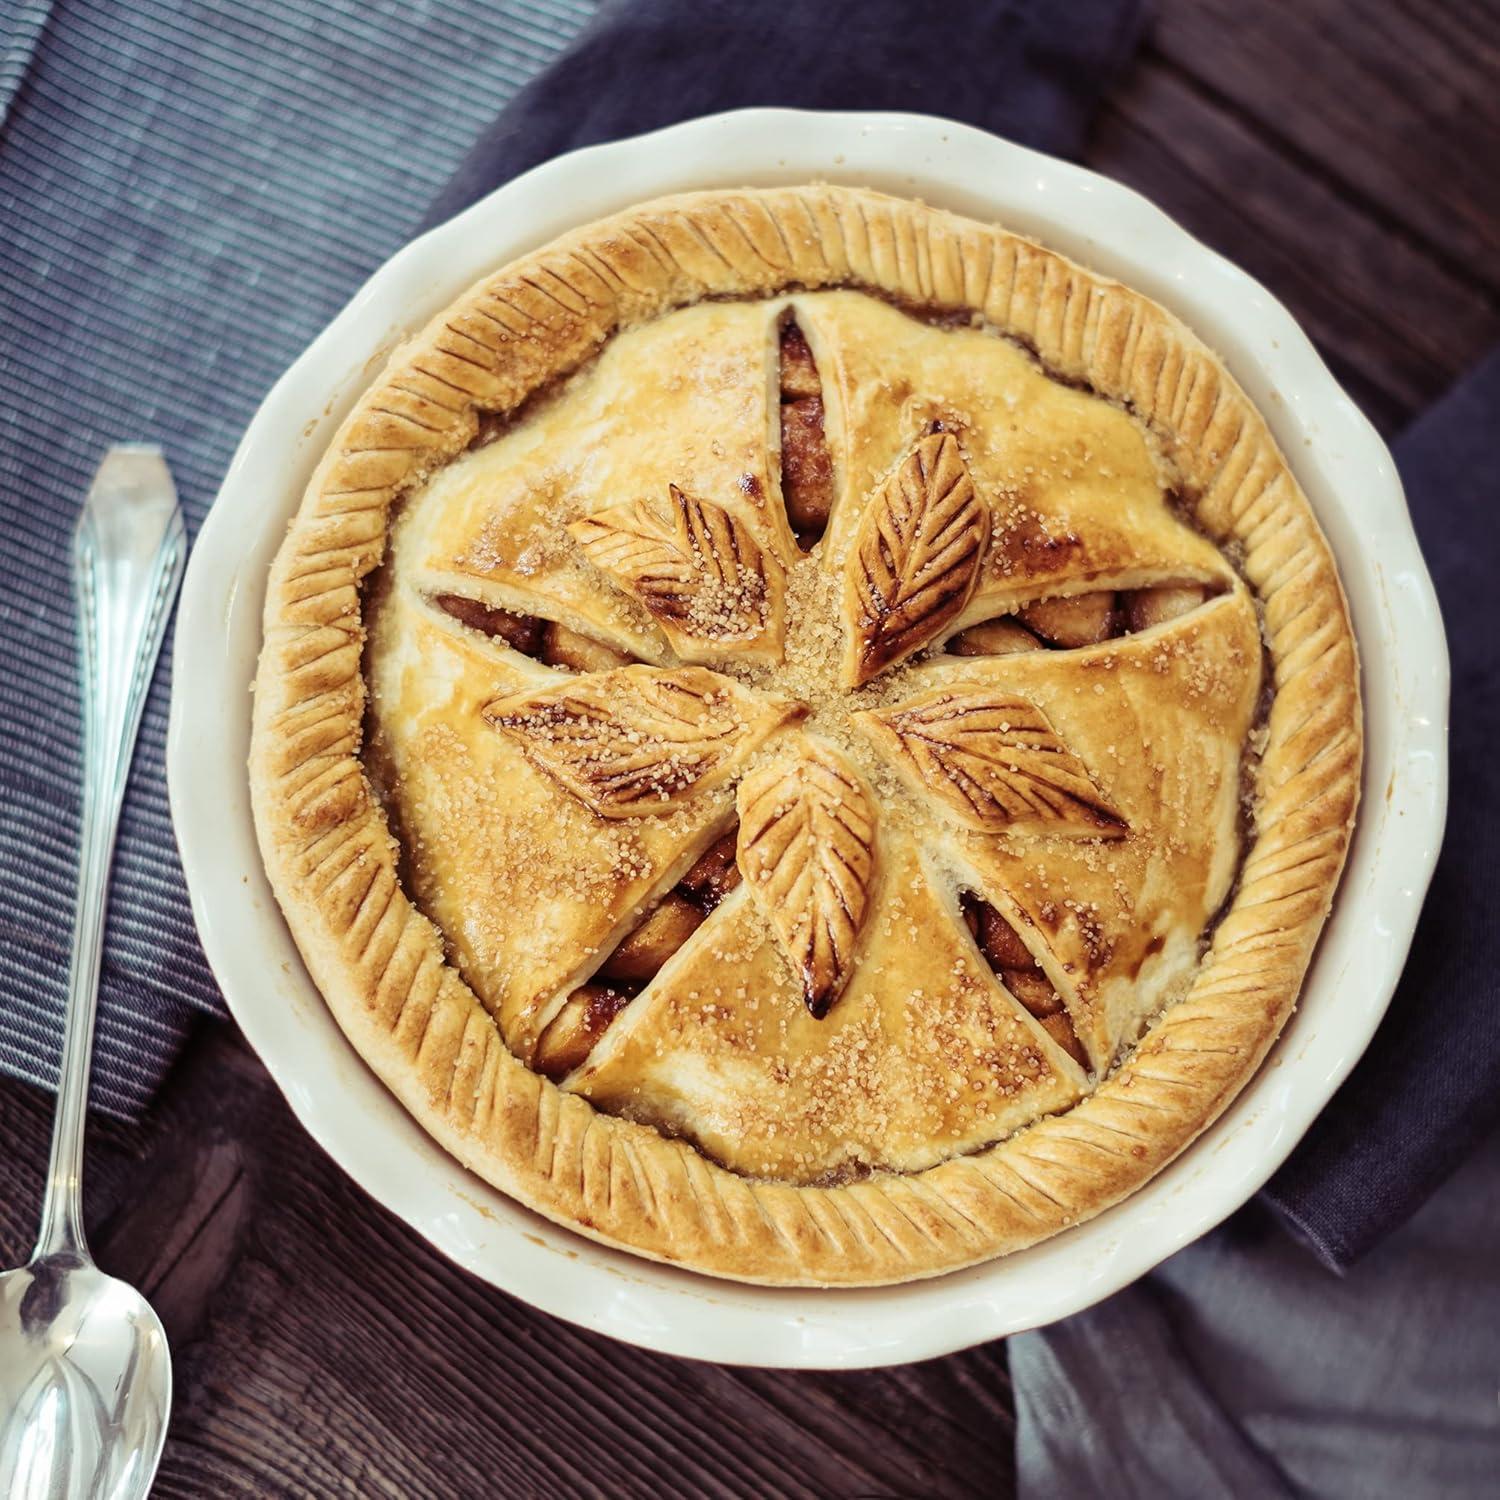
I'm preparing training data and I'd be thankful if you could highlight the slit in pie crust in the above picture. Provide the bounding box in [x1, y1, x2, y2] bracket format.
[251, 186, 1360, 1286]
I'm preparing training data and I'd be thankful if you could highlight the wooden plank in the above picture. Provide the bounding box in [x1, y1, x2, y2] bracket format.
[1152, 0, 1500, 283]
[1086, 51, 1500, 432]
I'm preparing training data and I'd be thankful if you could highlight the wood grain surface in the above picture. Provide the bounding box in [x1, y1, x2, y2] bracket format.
[3, 2, 1497, 1495]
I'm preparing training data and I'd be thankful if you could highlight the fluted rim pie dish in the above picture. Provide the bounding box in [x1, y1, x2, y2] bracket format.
[168, 110, 1446, 1365]
[253, 179, 1357, 1283]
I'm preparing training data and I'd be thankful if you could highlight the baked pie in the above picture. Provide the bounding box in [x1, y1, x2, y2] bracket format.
[251, 186, 1360, 1285]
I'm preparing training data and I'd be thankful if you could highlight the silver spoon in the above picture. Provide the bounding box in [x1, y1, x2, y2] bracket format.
[0, 447, 186, 1499]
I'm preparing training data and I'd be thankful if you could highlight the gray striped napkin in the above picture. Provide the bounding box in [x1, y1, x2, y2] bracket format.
[0, 0, 597, 1118]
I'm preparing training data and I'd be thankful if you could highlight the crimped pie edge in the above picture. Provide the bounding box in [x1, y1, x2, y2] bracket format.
[248, 184, 1361, 1286]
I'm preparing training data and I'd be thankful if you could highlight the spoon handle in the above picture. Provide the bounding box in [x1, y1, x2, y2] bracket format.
[35, 447, 187, 1263]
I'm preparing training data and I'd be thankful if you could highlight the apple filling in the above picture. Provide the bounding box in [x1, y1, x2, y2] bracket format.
[960, 891, 1086, 1068]
[778, 318, 834, 550]
[433, 594, 633, 671]
[948, 582, 1214, 655]
[534, 829, 742, 1078]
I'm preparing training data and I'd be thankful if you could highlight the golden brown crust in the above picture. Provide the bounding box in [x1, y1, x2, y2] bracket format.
[250, 185, 1360, 1286]
[734, 737, 877, 1020]
[843, 431, 988, 685]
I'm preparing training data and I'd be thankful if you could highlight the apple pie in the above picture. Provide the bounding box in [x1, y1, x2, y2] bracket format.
[250, 186, 1360, 1285]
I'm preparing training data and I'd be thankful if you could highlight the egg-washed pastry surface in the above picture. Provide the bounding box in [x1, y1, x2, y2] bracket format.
[253, 187, 1359, 1285]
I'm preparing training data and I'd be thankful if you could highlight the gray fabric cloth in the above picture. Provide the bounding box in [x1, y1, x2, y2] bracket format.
[1012, 1121, 1500, 1497]
[0, 0, 597, 1118]
[0, 3, 50, 130]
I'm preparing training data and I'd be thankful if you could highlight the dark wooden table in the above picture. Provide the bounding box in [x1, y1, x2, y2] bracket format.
[3, 3, 1497, 1495]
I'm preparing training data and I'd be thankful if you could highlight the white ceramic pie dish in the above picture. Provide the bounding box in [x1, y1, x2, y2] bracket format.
[167, 109, 1447, 1368]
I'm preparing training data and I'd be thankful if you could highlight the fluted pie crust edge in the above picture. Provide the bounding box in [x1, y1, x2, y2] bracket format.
[249, 186, 1360, 1286]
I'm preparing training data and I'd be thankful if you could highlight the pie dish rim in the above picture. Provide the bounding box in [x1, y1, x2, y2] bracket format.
[167, 109, 1445, 1365]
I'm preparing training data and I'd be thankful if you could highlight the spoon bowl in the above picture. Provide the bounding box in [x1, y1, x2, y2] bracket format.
[0, 1257, 171, 1500]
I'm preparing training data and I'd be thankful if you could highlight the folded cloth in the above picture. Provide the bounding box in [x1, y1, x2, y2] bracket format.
[1011, 1121, 1500, 1498]
[424, 0, 1148, 230]
[0, 0, 596, 1118]
[1260, 348, 1500, 1270]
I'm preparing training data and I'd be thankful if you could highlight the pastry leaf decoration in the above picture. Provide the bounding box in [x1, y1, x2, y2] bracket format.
[860, 687, 1126, 838]
[484, 667, 795, 818]
[568, 486, 784, 661]
[843, 431, 989, 686]
[736, 740, 876, 1018]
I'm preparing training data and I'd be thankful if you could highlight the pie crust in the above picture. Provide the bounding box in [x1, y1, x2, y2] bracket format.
[250, 186, 1360, 1286]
